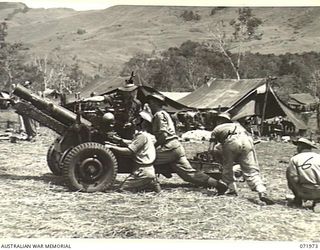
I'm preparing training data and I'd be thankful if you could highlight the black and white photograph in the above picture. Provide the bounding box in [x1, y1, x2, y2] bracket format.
[0, 0, 319, 248]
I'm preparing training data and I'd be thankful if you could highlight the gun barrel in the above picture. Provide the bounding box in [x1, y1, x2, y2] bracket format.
[13, 84, 91, 127]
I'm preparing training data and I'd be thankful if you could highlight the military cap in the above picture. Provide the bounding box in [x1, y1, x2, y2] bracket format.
[216, 112, 232, 121]
[118, 81, 138, 92]
[293, 138, 317, 149]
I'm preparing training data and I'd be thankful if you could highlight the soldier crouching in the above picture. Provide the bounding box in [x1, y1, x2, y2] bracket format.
[105, 110, 161, 193]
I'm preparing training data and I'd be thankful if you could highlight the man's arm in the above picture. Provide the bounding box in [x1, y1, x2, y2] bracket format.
[107, 133, 145, 156]
[209, 129, 218, 149]
[110, 133, 132, 145]
[153, 112, 175, 147]
[208, 138, 217, 152]
[105, 144, 133, 156]
[154, 131, 169, 147]
[286, 158, 299, 183]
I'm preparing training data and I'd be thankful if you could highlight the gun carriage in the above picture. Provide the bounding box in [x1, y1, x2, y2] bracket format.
[12, 84, 222, 192]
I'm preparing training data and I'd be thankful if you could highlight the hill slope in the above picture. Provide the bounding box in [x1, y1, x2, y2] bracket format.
[2, 4, 320, 76]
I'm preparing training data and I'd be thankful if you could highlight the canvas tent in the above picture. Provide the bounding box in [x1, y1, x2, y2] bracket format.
[289, 93, 317, 106]
[137, 86, 190, 113]
[179, 78, 265, 110]
[160, 92, 191, 101]
[179, 78, 307, 130]
[288, 93, 318, 111]
[66, 76, 190, 113]
[66, 76, 126, 103]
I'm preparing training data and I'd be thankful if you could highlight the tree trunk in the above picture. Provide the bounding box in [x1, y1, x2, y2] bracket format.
[317, 103, 320, 134]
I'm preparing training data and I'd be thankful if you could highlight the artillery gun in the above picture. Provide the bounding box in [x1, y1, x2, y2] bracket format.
[12, 84, 223, 192]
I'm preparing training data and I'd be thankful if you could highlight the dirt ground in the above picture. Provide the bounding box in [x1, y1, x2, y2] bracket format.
[0, 115, 320, 240]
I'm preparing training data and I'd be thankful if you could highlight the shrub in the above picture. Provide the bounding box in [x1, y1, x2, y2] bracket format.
[180, 10, 201, 21]
[77, 28, 86, 35]
[189, 28, 203, 33]
[210, 7, 227, 16]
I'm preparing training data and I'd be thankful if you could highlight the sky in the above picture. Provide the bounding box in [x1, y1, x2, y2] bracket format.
[3, 0, 320, 11]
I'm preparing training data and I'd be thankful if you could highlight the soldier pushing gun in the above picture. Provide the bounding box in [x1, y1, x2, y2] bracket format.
[82, 72, 141, 140]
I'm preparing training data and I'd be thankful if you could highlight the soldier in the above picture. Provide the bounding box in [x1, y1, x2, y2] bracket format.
[111, 76, 142, 140]
[145, 93, 228, 193]
[17, 81, 38, 141]
[210, 112, 274, 205]
[286, 138, 320, 212]
[105, 110, 161, 193]
[83, 76, 142, 140]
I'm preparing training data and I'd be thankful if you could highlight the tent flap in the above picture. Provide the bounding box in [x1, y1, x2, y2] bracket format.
[289, 93, 318, 105]
[230, 99, 256, 121]
[272, 89, 307, 130]
[179, 78, 266, 109]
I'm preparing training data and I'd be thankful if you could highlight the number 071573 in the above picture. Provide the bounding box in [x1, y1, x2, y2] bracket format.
[300, 244, 319, 248]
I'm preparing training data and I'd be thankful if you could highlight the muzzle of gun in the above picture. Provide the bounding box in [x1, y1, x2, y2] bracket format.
[253, 139, 261, 145]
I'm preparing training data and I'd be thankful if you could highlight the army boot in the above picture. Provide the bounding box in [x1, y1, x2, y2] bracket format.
[149, 179, 161, 193]
[259, 192, 275, 205]
[216, 182, 228, 195]
[207, 178, 228, 195]
[312, 201, 320, 213]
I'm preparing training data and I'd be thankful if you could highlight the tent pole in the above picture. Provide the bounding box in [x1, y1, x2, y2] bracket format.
[260, 78, 271, 135]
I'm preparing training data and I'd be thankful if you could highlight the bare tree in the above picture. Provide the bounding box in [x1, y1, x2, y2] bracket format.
[33, 55, 75, 94]
[34, 55, 53, 91]
[207, 8, 263, 80]
[309, 69, 320, 131]
[309, 69, 320, 97]
[208, 21, 241, 80]
[185, 57, 210, 90]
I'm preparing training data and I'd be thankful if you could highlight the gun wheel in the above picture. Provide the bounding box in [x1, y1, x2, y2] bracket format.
[62, 142, 118, 192]
[47, 142, 63, 176]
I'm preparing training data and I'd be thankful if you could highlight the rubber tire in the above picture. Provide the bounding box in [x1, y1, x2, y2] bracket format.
[62, 142, 118, 192]
[0, 102, 9, 109]
[47, 143, 63, 176]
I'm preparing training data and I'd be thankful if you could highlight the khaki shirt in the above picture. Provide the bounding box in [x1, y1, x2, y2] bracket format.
[128, 131, 156, 166]
[211, 123, 248, 144]
[287, 151, 320, 189]
[152, 110, 178, 144]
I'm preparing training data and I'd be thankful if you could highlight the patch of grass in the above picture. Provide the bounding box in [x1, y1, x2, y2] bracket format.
[0, 128, 319, 239]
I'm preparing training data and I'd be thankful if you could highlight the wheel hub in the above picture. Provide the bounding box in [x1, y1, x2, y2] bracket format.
[79, 156, 105, 181]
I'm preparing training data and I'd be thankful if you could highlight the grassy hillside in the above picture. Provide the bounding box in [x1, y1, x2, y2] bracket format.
[2, 4, 320, 77]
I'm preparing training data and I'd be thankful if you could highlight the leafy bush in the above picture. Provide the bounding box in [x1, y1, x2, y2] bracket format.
[210, 7, 227, 16]
[210, 8, 217, 16]
[180, 10, 201, 21]
[77, 28, 86, 35]
[189, 28, 203, 33]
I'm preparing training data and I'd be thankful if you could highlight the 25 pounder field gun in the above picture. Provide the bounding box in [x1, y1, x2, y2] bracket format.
[12, 84, 223, 192]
